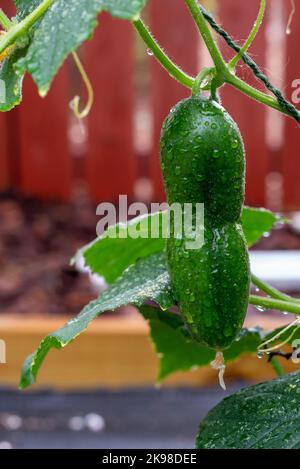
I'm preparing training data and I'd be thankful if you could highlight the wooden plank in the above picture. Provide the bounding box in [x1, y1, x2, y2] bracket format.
[150, 0, 198, 201]
[85, 13, 135, 202]
[0, 313, 296, 389]
[17, 67, 71, 201]
[218, 0, 268, 207]
[282, 2, 300, 210]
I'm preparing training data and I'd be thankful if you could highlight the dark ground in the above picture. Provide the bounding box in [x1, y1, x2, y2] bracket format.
[0, 384, 245, 449]
[0, 192, 300, 316]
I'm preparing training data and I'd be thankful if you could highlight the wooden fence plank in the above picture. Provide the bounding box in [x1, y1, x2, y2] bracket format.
[85, 13, 135, 203]
[0, 114, 9, 190]
[282, 2, 300, 210]
[218, 0, 268, 207]
[17, 67, 71, 200]
[150, 0, 199, 201]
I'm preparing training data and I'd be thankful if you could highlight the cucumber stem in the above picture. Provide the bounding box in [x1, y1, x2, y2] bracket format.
[133, 18, 194, 89]
[224, 71, 299, 118]
[184, 0, 227, 75]
[0, 8, 12, 31]
[229, 0, 266, 69]
[251, 274, 300, 304]
[269, 357, 285, 377]
[192, 67, 215, 96]
[0, 0, 53, 55]
[250, 294, 300, 316]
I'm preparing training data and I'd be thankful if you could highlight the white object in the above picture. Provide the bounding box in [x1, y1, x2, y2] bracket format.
[250, 250, 300, 291]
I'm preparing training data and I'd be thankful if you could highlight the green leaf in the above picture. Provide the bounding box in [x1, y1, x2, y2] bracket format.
[140, 306, 263, 382]
[15, 0, 147, 95]
[16, 0, 103, 96]
[0, 2, 37, 112]
[14, 0, 43, 20]
[99, 0, 147, 20]
[196, 371, 300, 449]
[0, 47, 27, 111]
[81, 212, 166, 284]
[242, 207, 282, 247]
[20, 251, 174, 389]
[82, 207, 281, 283]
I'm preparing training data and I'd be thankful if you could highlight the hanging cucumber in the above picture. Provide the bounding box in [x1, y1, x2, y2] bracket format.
[160, 95, 250, 352]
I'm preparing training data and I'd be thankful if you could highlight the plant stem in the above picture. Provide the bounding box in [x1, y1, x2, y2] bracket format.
[184, 0, 227, 75]
[133, 18, 194, 89]
[192, 67, 214, 95]
[269, 357, 285, 377]
[249, 295, 300, 316]
[229, 0, 266, 69]
[0, 0, 53, 55]
[251, 274, 300, 304]
[0, 8, 12, 31]
[225, 71, 297, 118]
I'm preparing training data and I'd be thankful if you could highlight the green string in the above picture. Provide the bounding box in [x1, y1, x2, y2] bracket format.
[200, 4, 300, 124]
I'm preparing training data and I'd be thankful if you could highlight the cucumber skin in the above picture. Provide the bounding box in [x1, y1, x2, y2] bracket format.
[160, 97, 250, 350]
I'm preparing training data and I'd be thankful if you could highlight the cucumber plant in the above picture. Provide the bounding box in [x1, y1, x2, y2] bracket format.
[1, 0, 300, 449]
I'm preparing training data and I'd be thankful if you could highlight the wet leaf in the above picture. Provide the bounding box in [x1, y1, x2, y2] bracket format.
[140, 306, 263, 382]
[197, 371, 300, 449]
[20, 252, 173, 389]
[0, 47, 27, 111]
[80, 212, 166, 283]
[15, 0, 147, 95]
[82, 207, 282, 283]
[241, 207, 283, 247]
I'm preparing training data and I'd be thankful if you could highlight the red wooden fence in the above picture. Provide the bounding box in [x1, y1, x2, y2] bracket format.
[0, 0, 299, 211]
[150, 0, 198, 200]
[219, 0, 268, 207]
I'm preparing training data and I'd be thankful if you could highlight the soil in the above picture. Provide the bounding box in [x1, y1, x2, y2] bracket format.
[0, 191, 99, 316]
[1, 191, 300, 316]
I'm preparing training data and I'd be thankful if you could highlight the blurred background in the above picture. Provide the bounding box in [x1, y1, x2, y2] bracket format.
[0, 0, 299, 449]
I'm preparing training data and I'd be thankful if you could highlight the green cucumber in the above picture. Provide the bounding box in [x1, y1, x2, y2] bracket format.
[160, 96, 250, 350]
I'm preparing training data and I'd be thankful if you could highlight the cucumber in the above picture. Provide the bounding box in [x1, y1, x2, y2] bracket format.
[160, 96, 250, 350]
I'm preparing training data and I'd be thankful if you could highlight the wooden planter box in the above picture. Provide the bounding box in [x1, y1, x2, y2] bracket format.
[0, 313, 297, 390]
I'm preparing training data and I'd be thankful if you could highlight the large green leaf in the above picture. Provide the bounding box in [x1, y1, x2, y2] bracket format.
[197, 371, 300, 449]
[14, 0, 43, 19]
[20, 251, 173, 389]
[140, 306, 264, 381]
[241, 207, 282, 247]
[80, 212, 166, 284]
[0, 47, 27, 111]
[82, 207, 281, 283]
[1, 0, 146, 110]
[99, 0, 147, 19]
[15, 0, 146, 95]
[0, 1, 35, 111]
[142, 306, 300, 381]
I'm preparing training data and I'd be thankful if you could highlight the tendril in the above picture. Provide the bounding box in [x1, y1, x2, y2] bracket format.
[70, 51, 94, 119]
[257, 317, 300, 354]
[286, 0, 296, 35]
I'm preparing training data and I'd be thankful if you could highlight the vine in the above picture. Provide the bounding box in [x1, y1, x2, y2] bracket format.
[0, 0, 299, 397]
